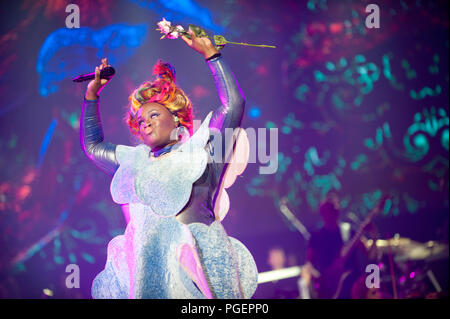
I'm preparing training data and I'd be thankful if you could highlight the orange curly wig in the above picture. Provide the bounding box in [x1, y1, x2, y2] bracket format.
[125, 60, 194, 139]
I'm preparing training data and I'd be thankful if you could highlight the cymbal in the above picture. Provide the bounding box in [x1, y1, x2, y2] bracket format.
[366, 237, 449, 262]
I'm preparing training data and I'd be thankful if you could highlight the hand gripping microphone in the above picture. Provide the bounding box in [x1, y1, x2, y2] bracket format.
[72, 66, 115, 82]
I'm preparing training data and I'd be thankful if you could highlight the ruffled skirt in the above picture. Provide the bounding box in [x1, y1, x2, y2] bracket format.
[91, 212, 258, 299]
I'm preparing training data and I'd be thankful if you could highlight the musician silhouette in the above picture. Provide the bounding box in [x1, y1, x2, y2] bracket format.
[306, 198, 372, 299]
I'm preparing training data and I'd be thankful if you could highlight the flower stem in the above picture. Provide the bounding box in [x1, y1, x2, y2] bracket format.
[223, 41, 276, 48]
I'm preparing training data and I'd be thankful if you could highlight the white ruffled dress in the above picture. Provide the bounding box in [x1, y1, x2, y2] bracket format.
[91, 112, 258, 299]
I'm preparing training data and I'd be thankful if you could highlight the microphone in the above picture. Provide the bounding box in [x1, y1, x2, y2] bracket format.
[72, 66, 115, 82]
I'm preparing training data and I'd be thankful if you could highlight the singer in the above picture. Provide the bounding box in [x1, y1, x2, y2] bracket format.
[80, 27, 258, 298]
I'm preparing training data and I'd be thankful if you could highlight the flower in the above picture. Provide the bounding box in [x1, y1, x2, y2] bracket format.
[157, 18, 186, 39]
[156, 19, 276, 49]
[157, 18, 171, 34]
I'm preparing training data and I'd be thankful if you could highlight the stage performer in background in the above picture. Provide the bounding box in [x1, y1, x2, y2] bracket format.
[305, 198, 379, 299]
[80, 26, 258, 298]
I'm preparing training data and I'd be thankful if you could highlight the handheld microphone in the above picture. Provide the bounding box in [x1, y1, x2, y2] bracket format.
[72, 66, 115, 82]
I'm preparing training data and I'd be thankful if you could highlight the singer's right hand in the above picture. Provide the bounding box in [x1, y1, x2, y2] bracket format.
[85, 58, 113, 100]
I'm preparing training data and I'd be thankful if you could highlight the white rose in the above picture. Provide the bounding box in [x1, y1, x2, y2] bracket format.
[157, 18, 172, 34]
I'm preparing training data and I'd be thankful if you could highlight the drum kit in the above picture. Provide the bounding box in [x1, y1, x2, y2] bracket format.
[365, 235, 448, 298]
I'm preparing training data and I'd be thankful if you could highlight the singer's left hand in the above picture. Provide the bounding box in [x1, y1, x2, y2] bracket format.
[181, 28, 218, 59]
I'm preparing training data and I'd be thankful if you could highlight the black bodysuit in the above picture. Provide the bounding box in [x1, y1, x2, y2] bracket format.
[80, 55, 245, 225]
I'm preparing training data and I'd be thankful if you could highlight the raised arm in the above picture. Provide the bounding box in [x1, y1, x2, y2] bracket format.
[207, 55, 245, 164]
[180, 29, 246, 176]
[80, 58, 119, 176]
[80, 97, 119, 176]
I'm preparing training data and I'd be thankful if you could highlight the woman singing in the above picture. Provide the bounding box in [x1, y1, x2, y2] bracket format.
[80, 27, 258, 298]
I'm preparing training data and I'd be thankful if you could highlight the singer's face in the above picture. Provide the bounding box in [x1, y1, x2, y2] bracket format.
[137, 103, 178, 151]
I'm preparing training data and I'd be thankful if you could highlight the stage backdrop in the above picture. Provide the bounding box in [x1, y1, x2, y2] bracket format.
[0, 0, 448, 298]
